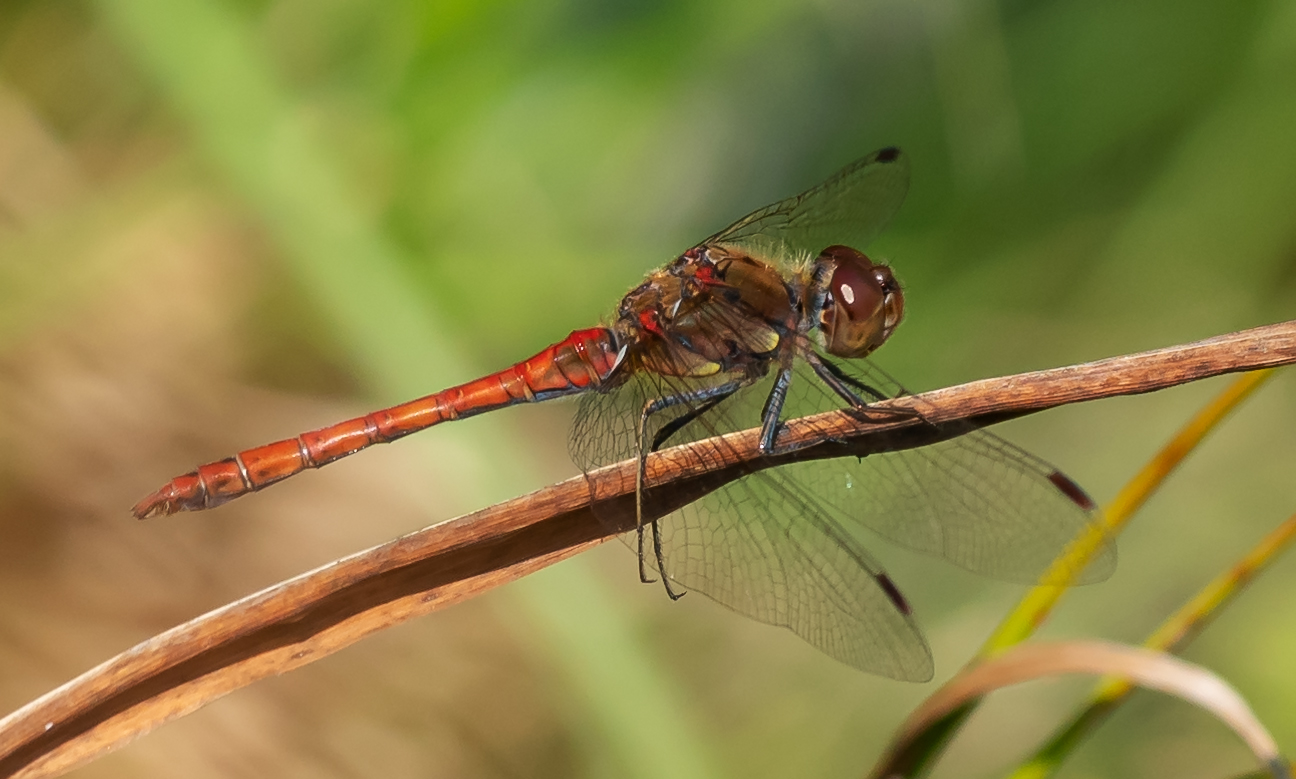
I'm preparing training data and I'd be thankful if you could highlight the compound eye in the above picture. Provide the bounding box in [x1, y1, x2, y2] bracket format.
[817, 245, 904, 358]
[829, 252, 886, 324]
[871, 265, 903, 329]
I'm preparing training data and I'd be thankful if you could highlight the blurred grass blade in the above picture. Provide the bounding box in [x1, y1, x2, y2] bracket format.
[868, 641, 1288, 779]
[92, 2, 718, 777]
[882, 369, 1275, 778]
[1008, 511, 1296, 779]
[517, 563, 723, 779]
[984, 368, 1276, 653]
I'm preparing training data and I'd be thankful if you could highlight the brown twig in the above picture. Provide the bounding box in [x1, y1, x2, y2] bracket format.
[1, 320, 1293, 778]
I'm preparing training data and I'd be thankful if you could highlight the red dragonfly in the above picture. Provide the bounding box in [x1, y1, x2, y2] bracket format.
[135, 147, 1113, 680]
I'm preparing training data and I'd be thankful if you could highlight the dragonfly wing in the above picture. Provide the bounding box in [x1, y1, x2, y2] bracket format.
[650, 465, 933, 681]
[784, 358, 1117, 585]
[703, 147, 910, 262]
[571, 368, 932, 680]
[776, 433, 1115, 585]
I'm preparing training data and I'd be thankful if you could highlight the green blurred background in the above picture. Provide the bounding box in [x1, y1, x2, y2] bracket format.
[1, 0, 1294, 776]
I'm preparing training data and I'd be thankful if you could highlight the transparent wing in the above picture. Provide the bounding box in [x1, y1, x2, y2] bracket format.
[654, 462, 934, 680]
[802, 359, 1117, 585]
[700, 147, 910, 263]
[571, 368, 933, 680]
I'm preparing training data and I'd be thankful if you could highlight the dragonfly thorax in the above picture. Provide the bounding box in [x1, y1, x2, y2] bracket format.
[611, 246, 794, 379]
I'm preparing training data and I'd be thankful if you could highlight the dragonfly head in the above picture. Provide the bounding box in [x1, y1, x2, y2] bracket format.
[814, 245, 904, 358]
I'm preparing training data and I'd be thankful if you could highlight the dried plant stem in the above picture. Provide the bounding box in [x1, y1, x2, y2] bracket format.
[1, 320, 1293, 779]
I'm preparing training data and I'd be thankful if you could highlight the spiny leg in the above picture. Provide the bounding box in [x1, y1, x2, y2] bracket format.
[651, 519, 684, 601]
[650, 390, 739, 453]
[757, 366, 794, 453]
[636, 519, 652, 585]
[806, 352, 928, 425]
[754, 337, 808, 454]
[635, 379, 747, 595]
[810, 353, 888, 402]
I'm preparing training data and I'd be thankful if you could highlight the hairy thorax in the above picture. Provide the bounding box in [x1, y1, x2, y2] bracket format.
[614, 246, 800, 379]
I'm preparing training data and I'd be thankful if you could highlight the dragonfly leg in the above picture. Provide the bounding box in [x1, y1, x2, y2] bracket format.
[757, 366, 794, 453]
[806, 352, 929, 425]
[634, 378, 749, 588]
[652, 519, 685, 600]
[649, 389, 738, 453]
[636, 523, 653, 584]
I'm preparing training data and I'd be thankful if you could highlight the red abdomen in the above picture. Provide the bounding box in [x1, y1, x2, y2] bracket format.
[133, 328, 622, 518]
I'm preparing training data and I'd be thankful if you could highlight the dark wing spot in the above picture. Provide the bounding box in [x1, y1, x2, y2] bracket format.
[875, 573, 912, 616]
[876, 146, 900, 163]
[1048, 471, 1097, 512]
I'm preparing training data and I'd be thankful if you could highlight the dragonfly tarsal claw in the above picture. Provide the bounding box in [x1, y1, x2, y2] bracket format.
[756, 423, 785, 455]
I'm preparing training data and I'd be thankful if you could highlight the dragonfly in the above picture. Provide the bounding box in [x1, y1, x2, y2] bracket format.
[134, 147, 1114, 681]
